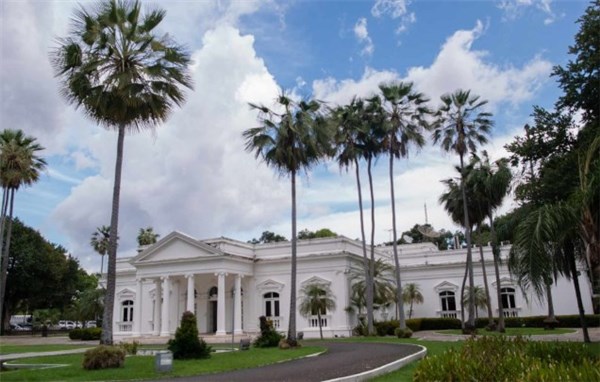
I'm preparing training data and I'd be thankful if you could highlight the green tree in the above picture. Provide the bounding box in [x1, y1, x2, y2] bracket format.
[378, 81, 430, 331]
[137, 227, 159, 246]
[90, 225, 111, 276]
[52, 0, 192, 345]
[243, 91, 331, 346]
[298, 283, 336, 340]
[297, 228, 337, 239]
[432, 89, 492, 332]
[0, 129, 46, 331]
[461, 286, 488, 318]
[248, 231, 287, 244]
[168, 311, 211, 359]
[349, 259, 395, 313]
[331, 98, 376, 335]
[402, 283, 424, 319]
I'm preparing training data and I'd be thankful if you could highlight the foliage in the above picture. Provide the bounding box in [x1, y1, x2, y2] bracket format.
[413, 336, 599, 382]
[248, 231, 287, 244]
[168, 311, 211, 359]
[298, 283, 336, 339]
[402, 282, 424, 319]
[82, 345, 126, 370]
[476, 314, 600, 329]
[137, 227, 159, 246]
[118, 340, 139, 355]
[69, 327, 102, 340]
[253, 316, 283, 348]
[297, 228, 337, 240]
[394, 327, 413, 338]
[348, 258, 395, 312]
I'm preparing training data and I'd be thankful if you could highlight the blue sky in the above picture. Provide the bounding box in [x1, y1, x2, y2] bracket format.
[0, 0, 589, 272]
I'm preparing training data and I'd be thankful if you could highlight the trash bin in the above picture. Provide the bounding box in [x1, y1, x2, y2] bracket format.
[41, 325, 48, 338]
[155, 350, 173, 372]
[297, 331, 304, 340]
[240, 338, 251, 350]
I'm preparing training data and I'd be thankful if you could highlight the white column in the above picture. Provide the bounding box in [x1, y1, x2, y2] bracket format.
[133, 278, 143, 336]
[216, 272, 227, 335]
[234, 274, 243, 334]
[186, 274, 195, 312]
[160, 276, 170, 337]
[153, 278, 161, 336]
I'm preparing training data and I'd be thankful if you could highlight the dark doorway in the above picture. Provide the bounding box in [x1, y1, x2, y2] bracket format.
[209, 301, 217, 333]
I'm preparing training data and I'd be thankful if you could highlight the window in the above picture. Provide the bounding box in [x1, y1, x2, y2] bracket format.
[122, 300, 134, 322]
[501, 287, 516, 309]
[264, 292, 280, 317]
[209, 286, 218, 299]
[439, 291, 456, 312]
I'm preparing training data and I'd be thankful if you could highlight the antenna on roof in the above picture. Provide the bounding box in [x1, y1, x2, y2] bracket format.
[418, 201, 441, 238]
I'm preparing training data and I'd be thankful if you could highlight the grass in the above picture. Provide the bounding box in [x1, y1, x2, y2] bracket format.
[0, 344, 93, 355]
[0, 346, 325, 381]
[437, 327, 577, 336]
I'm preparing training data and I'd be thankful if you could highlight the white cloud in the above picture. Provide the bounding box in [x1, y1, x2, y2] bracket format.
[497, 0, 560, 25]
[353, 18, 374, 57]
[371, 0, 416, 35]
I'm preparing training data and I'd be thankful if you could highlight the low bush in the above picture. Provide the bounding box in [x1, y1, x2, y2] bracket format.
[168, 311, 211, 360]
[82, 346, 125, 370]
[414, 336, 600, 382]
[81, 327, 102, 340]
[69, 328, 83, 340]
[406, 318, 422, 332]
[254, 316, 284, 348]
[395, 327, 413, 338]
[118, 340, 139, 355]
[419, 317, 461, 330]
[374, 320, 399, 336]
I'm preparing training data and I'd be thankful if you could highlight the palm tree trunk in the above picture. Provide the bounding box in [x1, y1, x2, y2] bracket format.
[0, 187, 8, 253]
[488, 212, 505, 332]
[459, 154, 476, 331]
[477, 224, 495, 328]
[389, 152, 406, 330]
[544, 280, 557, 328]
[354, 158, 373, 336]
[460, 255, 468, 330]
[0, 188, 15, 333]
[409, 301, 414, 319]
[287, 169, 298, 345]
[566, 242, 590, 343]
[101, 124, 126, 345]
[367, 157, 376, 336]
[317, 311, 323, 340]
[0, 187, 8, 332]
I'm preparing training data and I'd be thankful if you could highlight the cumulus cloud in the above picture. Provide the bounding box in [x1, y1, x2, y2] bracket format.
[371, 0, 416, 35]
[354, 18, 374, 57]
[497, 0, 560, 25]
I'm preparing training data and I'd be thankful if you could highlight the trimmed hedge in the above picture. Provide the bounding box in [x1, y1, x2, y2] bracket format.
[69, 327, 102, 340]
[475, 314, 600, 329]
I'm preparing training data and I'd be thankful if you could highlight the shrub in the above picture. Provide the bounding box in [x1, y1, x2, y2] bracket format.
[253, 316, 283, 348]
[395, 327, 413, 338]
[419, 317, 461, 330]
[82, 346, 125, 370]
[374, 320, 399, 336]
[119, 340, 139, 355]
[413, 336, 600, 382]
[168, 311, 211, 360]
[406, 318, 422, 332]
[69, 328, 83, 340]
[81, 327, 102, 340]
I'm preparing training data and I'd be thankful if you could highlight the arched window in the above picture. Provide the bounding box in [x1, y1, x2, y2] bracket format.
[263, 292, 280, 317]
[209, 287, 218, 299]
[439, 291, 456, 312]
[501, 287, 516, 309]
[122, 300, 134, 322]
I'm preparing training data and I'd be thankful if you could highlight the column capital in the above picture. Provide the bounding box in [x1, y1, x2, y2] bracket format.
[235, 274, 244, 280]
[161, 275, 170, 281]
[185, 273, 195, 279]
[214, 272, 228, 277]
[136, 277, 145, 283]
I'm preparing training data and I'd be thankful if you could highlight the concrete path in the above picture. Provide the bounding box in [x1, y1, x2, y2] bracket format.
[0, 347, 92, 363]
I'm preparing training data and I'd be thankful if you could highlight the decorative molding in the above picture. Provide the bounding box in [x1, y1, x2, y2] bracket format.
[433, 281, 459, 293]
[117, 288, 136, 300]
[256, 279, 284, 292]
[491, 277, 515, 288]
[301, 275, 331, 286]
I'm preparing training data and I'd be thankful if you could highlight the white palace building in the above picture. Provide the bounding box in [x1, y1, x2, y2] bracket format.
[112, 232, 594, 340]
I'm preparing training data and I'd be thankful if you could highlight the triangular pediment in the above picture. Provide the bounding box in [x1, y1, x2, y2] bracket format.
[434, 281, 459, 292]
[256, 279, 285, 292]
[492, 276, 515, 288]
[132, 231, 223, 264]
[301, 275, 331, 286]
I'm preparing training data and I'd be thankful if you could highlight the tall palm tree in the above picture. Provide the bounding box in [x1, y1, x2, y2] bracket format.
[462, 285, 488, 318]
[349, 258, 395, 311]
[402, 282, 424, 319]
[0, 129, 46, 331]
[331, 98, 375, 335]
[137, 227, 160, 246]
[52, 0, 192, 345]
[90, 225, 111, 277]
[432, 90, 492, 332]
[470, 153, 513, 332]
[298, 283, 336, 340]
[243, 91, 331, 346]
[379, 81, 430, 331]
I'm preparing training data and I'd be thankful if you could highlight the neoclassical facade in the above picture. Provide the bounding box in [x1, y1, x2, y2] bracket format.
[112, 232, 594, 340]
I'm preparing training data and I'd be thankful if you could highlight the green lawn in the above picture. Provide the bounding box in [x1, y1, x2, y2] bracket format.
[0, 344, 93, 355]
[436, 327, 577, 336]
[0, 346, 325, 381]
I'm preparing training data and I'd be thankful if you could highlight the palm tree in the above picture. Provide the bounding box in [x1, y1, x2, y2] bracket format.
[90, 225, 111, 276]
[462, 286, 488, 318]
[510, 204, 591, 342]
[349, 258, 395, 311]
[402, 283, 424, 319]
[379, 81, 430, 331]
[469, 153, 513, 332]
[137, 227, 160, 246]
[243, 91, 331, 346]
[432, 89, 492, 332]
[52, 0, 192, 345]
[298, 283, 336, 340]
[0, 129, 46, 331]
[331, 98, 376, 335]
